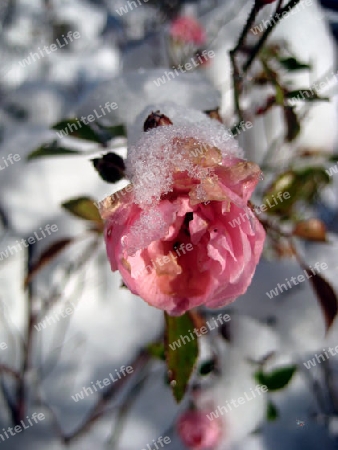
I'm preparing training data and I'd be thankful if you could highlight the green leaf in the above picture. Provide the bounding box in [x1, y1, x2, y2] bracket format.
[264, 167, 331, 219]
[96, 123, 127, 138]
[279, 57, 311, 71]
[164, 312, 198, 403]
[255, 366, 296, 391]
[62, 196, 103, 227]
[285, 90, 329, 102]
[147, 342, 165, 361]
[27, 140, 80, 161]
[52, 119, 103, 143]
[275, 85, 285, 106]
[266, 401, 279, 421]
[328, 154, 338, 163]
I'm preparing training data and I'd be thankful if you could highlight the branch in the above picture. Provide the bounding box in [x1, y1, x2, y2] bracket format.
[243, 0, 302, 73]
[63, 350, 151, 444]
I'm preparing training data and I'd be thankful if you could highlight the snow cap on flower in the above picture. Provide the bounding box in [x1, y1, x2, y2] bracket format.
[124, 103, 242, 254]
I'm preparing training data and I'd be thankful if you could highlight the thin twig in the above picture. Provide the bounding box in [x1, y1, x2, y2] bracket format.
[243, 0, 302, 73]
[63, 350, 151, 444]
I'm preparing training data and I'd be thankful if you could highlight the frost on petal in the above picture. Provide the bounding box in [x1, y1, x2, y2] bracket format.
[126, 104, 242, 207]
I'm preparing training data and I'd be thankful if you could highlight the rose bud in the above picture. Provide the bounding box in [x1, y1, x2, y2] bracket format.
[170, 16, 206, 46]
[177, 409, 222, 450]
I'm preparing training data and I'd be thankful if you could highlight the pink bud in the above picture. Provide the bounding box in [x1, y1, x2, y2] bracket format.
[177, 410, 222, 450]
[170, 16, 206, 46]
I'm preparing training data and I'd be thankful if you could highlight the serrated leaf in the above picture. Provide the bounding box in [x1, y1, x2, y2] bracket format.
[62, 197, 103, 227]
[255, 366, 296, 391]
[267, 401, 279, 421]
[52, 119, 103, 143]
[285, 90, 329, 102]
[164, 312, 198, 403]
[24, 238, 73, 287]
[279, 57, 311, 71]
[27, 141, 80, 161]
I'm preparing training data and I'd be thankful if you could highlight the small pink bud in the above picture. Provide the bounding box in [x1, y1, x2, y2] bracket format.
[170, 16, 206, 46]
[177, 410, 222, 450]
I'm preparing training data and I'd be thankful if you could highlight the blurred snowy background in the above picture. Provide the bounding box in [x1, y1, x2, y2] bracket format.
[1, 0, 338, 449]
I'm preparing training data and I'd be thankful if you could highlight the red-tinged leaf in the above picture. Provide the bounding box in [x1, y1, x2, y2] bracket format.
[24, 238, 73, 287]
[284, 106, 301, 142]
[164, 312, 198, 403]
[305, 269, 338, 332]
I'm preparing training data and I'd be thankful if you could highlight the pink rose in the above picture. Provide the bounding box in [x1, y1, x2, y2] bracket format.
[99, 111, 265, 316]
[170, 16, 206, 46]
[177, 409, 222, 450]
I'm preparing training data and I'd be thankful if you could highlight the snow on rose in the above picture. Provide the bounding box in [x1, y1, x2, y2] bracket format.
[99, 105, 265, 316]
